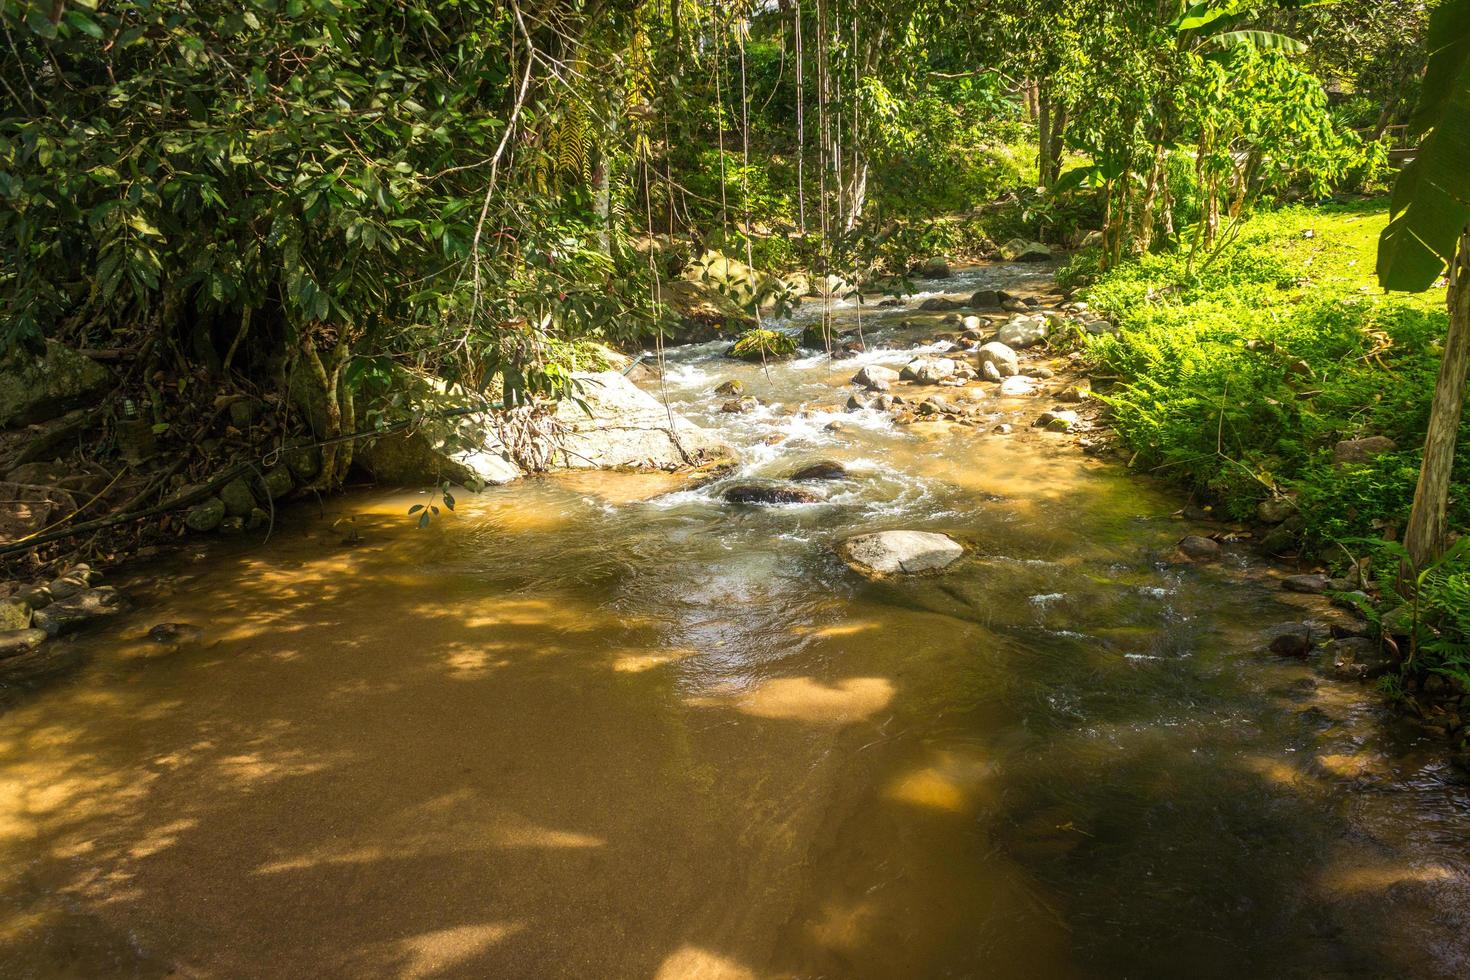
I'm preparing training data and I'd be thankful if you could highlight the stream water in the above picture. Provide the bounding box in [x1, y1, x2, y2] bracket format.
[3, 266, 1470, 978]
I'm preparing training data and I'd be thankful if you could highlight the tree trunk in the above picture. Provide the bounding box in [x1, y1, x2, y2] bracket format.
[1404, 227, 1470, 569]
[1037, 81, 1052, 189]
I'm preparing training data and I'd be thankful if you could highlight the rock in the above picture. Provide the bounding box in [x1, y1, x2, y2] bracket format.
[228, 398, 258, 430]
[1268, 624, 1314, 658]
[840, 530, 964, 576]
[919, 396, 953, 416]
[727, 329, 798, 362]
[722, 397, 759, 414]
[1056, 385, 1089, 403]
[800, 323, 861, 349]
[976, 342, 1020, 378]
[981, 361, 1004, 383]
[993, 423, 1013, 435]
[260, 467, 293, 500]
[115, 418, 157, 465]
[655, 279, 755, 342]
[552, 372, 737, 472]
[0, 628, 47, 660]
[219, 477, 257, 517]
[0, 598, 31, 631]
[1259, 524, 1299, 555]
[1035, 410, 1079, 432]
[684, 250, 791, 312]
[995, 316, 1050, 349]
[1281, 573, 1331, 594]
[148, 622, 204, 644]
[219, 516, 245, 535]
[1017, 242, 1052, 262]
[32, 586, 131, 637]
[999, 376, 1036, 396]
[1082, 318, 1118, 336]
[1178, 535, 1221, 561]
[902, 357, 958, 384]
[184, 497, 227, 532]
[918, 297, 964, 312]
[354, 369, 524, 487]
[1333, 436, 1398, 465]
[714, 380, 745, 397]
[914, 257, 951, 278]
[790, 461, 848, 481]
[285, 447, 322, 483]
[1257, 496, 1297, 524]
[824, 421, 844, 433]
[0, 341, 112, 428]
[960, 315, 985, 333]
[969, 289, 1001, 309]
[852, 365, 900, 390]
[46, 564, 93, 601]
[246, 507, 270, 531]
[1325, 636, 1395, 681]
[723, 483, 823, 505]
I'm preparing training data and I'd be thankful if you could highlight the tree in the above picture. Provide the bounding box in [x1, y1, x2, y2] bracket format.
[1377, 0, 1470, 568]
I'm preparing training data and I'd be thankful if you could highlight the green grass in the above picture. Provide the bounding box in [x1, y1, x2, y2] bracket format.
[1065, 200, 1462, 552]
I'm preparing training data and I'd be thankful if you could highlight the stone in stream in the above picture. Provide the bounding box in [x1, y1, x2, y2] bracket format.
[721, 397, 759, 414]
[840, 530, 964, 576]
[851, 365, 900, 391]
[918, 297, 964, 312]
[0, 628, 47, 660]
[901, 357, 958, 384]
[789, 461, 848, 481]
[998, 376, 1035, 396]
[714, 380, 745, 397]
[1257, 496, 1297, 524]
[1281, 573, 1331, 595]
[1323, 636, 1395, 681]
[31, 587, 131, 637]
[995, 315, 1050, 349]
[185, 497, 227, 532]
[1178, 535, 1221, 561]
[0, 597, 31, 631]
[1268, 624, 1313, 658]
[148, 622, 205, 645]
[976, 342, 1019, 378]
[969, 289, 1001, 309]
[722, 483, 824, 506]
[1034, 410, 1079, 432]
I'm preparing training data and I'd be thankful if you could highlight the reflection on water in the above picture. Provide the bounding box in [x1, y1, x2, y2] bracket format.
[2, 266, 1469, 978]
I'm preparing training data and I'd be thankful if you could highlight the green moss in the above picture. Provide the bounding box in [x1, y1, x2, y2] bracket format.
[726, 328, 798, 362]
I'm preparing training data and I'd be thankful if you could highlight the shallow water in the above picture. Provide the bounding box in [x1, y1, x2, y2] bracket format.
[3, 266, 1470, 978]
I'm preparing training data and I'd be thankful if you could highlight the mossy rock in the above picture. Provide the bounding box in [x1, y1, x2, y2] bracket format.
[726, 329, 798, 363]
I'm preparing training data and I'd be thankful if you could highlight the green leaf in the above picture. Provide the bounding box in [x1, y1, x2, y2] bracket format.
[1411, 0, 1470, 136]
[1207, 31, 1307, 54]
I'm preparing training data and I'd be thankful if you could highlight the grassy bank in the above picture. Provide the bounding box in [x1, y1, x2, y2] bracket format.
[1064, 201, 1460, 552]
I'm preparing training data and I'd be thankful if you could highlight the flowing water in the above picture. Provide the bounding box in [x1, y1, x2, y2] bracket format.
[3, 267, 1470, 979]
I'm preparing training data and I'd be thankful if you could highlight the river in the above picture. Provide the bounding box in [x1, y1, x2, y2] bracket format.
[2, 265, 1469, 978]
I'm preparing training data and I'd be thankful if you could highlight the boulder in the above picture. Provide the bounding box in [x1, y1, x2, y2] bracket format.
[1325, 636, 1394, 681]
[218, 477, 257, 518]
[1016, 242, 1053, 262]
[655, 279, 755, 342]
[721, 397, 759, 414]
[185, 497, 227, 532]
[727, 329, 799, 362]
[790, 460, 848, 481]
[918, 297, 964, 312]
[852, 365, 900, 390]
[684, 250, 792, 312]
[1082, 318, 1118, 336]
[552, 372, 736, 472]
[1268, 624, 1313, 658]
[32, 586, 131, 637]
[976, 342, 1020, 378]
[0, 628, 47, 660]
[260, 467, 294, 500]
[1333, 436, 1397, 465]
[840, 530, 964, 576]
[0, 341, 112, 429]
[969, 289, 1001, 309]
[0, 598, 31, 631]
[1178, 535, 1221, 561]
[723, 483, 823, 505]
[999, 375, 1036, 396]
[1281, 574, 1331, 595]
[995, 315, 1051, 349]
[1056, 385, 1089, 403]
[355, 369, 524, 488]
[901, 357, 958, 384]
[914, 257, 952, 278]
[1035, 410, 1079, 432]
[714, 380, 745, 397]
[1257, 496, 1297, 524]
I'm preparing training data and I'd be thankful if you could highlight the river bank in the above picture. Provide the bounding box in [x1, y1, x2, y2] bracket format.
[2, 261, 1469, 978]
